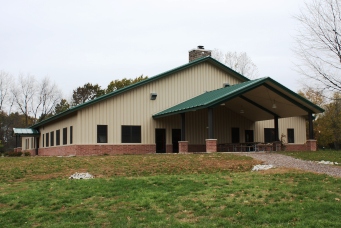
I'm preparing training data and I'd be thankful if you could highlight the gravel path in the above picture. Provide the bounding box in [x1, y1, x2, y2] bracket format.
[234, 152, 341, 178]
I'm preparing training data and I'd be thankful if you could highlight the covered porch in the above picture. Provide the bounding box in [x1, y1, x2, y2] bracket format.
[153, 77, 323, 152]
[13, 128, 40, 155]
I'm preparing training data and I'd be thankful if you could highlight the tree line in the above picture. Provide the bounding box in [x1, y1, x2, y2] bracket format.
[0, 70, 147, 152]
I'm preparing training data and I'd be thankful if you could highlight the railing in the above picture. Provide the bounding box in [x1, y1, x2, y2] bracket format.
[218, 142, 281, 152]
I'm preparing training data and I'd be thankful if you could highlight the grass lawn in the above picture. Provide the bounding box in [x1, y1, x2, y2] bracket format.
[278, 151, 341, 165]
[0, 153, 341, 227]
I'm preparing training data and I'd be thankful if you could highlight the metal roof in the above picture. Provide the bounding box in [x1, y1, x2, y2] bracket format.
[29, 56, 249, 129]
[153, 77, 324, 119]
[13, 128, 40, 136]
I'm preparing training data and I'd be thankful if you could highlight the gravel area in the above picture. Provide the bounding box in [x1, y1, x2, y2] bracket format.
[234, 152, 341, 178]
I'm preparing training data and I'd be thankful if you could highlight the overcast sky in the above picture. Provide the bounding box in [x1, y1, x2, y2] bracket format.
[0, 0, 306, 98]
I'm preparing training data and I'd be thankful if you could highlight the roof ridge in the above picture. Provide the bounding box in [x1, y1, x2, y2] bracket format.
[29, 57, 251, 128]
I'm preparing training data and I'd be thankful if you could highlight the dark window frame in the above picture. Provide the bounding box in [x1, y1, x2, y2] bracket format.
[70, 126, 73, 144]
[56, 129, 60, 146]
[50, 131, 54, 147]
[46, 133, 49, 147]
[97, 125, 108, 143]
[63, 128, 67, 145]
[264, 128, 275, 143]
[287, 128, 295, 143]
[122, 125, 141, 143]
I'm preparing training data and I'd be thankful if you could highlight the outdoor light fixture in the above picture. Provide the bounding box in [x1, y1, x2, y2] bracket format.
[150, 93, 157, 100]
[220, 103, 225, 106]
[272, 100, 277, 109]
[240, 109, 244, 114]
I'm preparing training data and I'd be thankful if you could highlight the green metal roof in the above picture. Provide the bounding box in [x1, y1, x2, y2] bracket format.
[29, 56, 249, 129]
[13, 128, 40, 136]
[153, 77, 325, 118]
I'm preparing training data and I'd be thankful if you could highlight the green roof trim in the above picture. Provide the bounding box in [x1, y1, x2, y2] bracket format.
[153, 77, 324, 118]
[13, 128, 40, 136]
[153, 78, 266, 118]
[29, 56, 249, 129]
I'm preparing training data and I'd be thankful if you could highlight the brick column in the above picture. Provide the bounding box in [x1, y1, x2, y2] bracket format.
[179, 141, 188, 153]
[306, 140, 317, 151]
[206, 139, 217, 153]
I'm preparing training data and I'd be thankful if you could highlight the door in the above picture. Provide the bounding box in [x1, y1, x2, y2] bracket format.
[245, 130, 254, 142]
[172, 129, 181, 153]
[155, 129, 166, 153]
[231, 128, 240, 143]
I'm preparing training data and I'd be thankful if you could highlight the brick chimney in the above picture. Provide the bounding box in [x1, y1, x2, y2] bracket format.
[188, 46, 212, 62]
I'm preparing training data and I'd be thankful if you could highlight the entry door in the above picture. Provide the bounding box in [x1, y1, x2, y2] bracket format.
[172, 129, 181, 153]
[231, 128, 240, 143]
[245, 130, 254, 142]
[155, 129, 166, 153]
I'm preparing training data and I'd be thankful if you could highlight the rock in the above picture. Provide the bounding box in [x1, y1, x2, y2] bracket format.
[69, 172, 94, 179]
[252, 164, 274, 171]
[318, 160, 337, 165]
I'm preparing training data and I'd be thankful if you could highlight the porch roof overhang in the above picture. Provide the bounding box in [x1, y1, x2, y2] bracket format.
[152, 77, 324, 121]
[13, 128, 40, 137]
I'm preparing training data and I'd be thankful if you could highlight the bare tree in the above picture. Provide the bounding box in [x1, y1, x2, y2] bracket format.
[12, 74, 36, 126]
[294, 0, 341, 94]
[0, 71, 12, 111]
[212, 49, 259, 79]
[31, 77, 62, 122]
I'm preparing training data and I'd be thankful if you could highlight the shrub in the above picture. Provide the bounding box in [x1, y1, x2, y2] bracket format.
[7, 151, 23, 157]
[24, 152, 31, 156]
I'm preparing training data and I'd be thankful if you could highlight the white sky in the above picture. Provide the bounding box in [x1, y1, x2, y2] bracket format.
[0, 0, 306, 98]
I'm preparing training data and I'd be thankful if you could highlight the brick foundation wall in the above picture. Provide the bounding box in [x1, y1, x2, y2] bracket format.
[285, 144, 308, 151]
[166, 144, 173, 153]
[179, 141, 188, 153]
[25, 149, 37, 156]
[188, 144, 206, 152]
[285, 140, 317, 151]
[206, 139, 217, 153]
[306, 140, 317, 151]
[38, 144, 156, 156]
[14, 147, 22, 153]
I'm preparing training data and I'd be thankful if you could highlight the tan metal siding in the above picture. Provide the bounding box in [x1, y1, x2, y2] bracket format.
[77, 63, 244, 144]
[39, 114, 78, 147]
[254, 117, 306, 144]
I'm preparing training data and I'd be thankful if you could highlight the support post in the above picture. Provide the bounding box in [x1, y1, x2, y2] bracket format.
[274, 115, 279, 141]
[208, 108, 214, 139]
[308, 112, 314, 140]
[181, 113, 186, 141]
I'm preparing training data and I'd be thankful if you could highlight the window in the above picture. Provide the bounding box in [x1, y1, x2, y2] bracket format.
[50, 131, 54, 146]
[97, 125, 108, 143]
[231, 128, 240, 143]
[43, 134, 45, 147]
[63, 128, 67, 145]
[56, 130, 60, 146]
[287, 129, 295, 143]
[46, 133, 49, 147]
[122, 126, 141, 143]
[70, 126, 73, 144]
[264, 128, 275, 143]
[25, 139, 29, 149]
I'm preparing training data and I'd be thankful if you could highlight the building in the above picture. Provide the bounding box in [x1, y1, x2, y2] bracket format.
[13, 46, 324, 156]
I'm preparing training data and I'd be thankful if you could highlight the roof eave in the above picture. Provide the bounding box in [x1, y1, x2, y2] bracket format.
[29, 56, 250, 128]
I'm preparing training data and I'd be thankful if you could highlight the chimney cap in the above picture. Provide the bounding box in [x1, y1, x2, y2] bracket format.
[198, 45, 204, 49]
